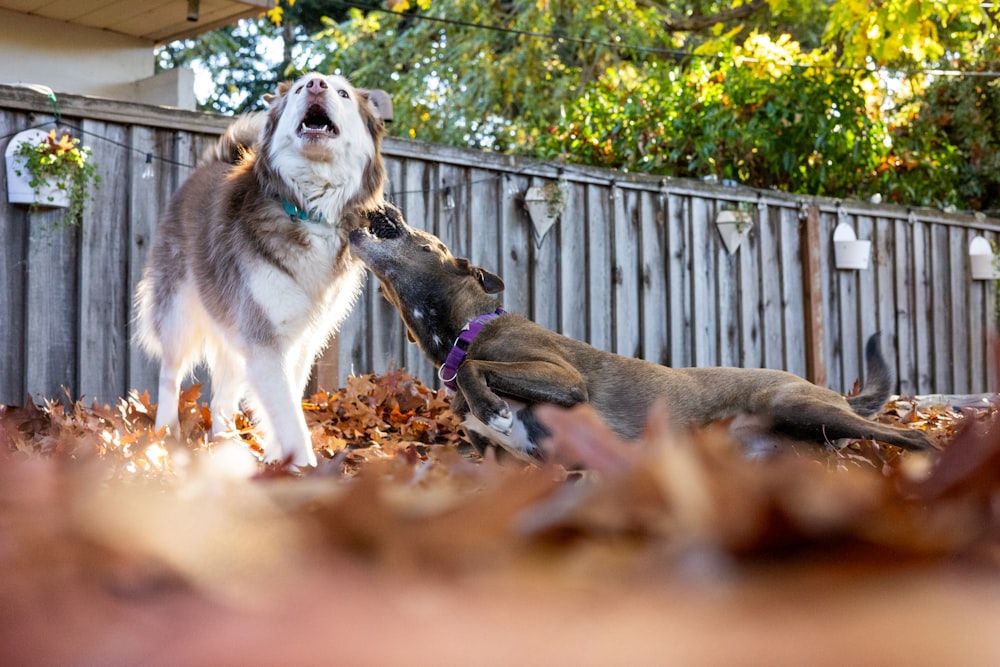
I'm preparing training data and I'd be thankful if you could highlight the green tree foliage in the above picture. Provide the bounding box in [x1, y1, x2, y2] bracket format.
[158, 0, 998, 211]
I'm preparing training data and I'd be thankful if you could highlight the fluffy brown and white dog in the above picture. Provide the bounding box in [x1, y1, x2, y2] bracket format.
[134, 73, 385, 467]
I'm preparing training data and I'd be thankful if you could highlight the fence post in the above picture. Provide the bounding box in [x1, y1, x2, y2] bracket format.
[800, 203, 827, 387]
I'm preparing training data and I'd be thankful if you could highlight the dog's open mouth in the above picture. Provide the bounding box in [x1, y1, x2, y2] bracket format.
[365, 208, 403, 240]
[298, 104, 339, 138]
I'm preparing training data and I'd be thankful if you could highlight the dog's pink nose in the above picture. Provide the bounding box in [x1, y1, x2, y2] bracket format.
[305, 77, 328, 93]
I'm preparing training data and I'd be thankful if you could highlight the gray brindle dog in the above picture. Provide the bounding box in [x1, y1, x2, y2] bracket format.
[349, 204, 934, 462]
[135, 73, 386, 468]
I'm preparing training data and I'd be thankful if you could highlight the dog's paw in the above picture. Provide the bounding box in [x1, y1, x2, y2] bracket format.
[487, 405, 514, 435]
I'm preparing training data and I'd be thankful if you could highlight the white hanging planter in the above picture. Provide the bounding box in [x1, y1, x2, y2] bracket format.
[5, 128, 70, 208]
[524, 181, 568, 243]
[714, 209, 753, 254]
[969, 236, 1000, 280]
[832, 222, 871, 270]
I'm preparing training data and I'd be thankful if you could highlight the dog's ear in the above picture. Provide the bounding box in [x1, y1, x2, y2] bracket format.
[263, 81, 293, 106]
[360, 89, 394, 123]
[477, 268, 505, 294]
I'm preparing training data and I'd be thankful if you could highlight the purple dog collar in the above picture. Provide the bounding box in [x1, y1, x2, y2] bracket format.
[438, 308, 506, 391]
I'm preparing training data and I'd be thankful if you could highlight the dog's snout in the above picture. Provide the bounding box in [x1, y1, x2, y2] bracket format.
[305, 78, 328, 94]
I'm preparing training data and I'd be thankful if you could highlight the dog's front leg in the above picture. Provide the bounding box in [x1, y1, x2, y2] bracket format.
[246, 349, 317, 468]
[456, 360, 587, 435]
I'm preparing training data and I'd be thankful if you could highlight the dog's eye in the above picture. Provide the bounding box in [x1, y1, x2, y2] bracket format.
[421, 245, 432, 252]
[337, 89, 350, 99]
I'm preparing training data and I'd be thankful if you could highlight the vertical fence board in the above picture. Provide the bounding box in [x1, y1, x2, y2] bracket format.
[689, 198, 714, 366]
[24, 208, 79, 400]
[912, 222, 934, 394]
[738, 202, 763, 370]
[501, 174, 532, 318]
[365, 157, 406, 378]
[531, 177, 560, 334]
[779, 206, 805, 377]
[666, 193, 691, 367]
[399, 158, 437, 384]
[759, 204, 784, 370]
[0, 111, 28, 405]
[854, 215, 878, 388]
[560, 179, 587, 342]
[930, 224, 954, 390]
[892, 219, 916, 395]
[640, 190, 668, 365]
[78, 119, 129, 404]
[586, 183, 612, 352]
[951, 227, 971, 391]
[126, 127, 167, 398]
[714, 205, 740, 368]
[612, 187, 641, 358]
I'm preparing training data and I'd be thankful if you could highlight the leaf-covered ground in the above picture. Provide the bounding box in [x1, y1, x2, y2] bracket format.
[2, 368, 999, 665]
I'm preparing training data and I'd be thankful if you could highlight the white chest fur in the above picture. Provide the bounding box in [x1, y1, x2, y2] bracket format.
[461, 399, 541, 462]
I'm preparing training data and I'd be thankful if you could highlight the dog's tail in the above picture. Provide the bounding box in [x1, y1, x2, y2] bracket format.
[848, 332, 894, 417]
[202, 113, 265, 165]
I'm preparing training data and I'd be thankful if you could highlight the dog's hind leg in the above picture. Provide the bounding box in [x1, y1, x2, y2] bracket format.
[205, 341, 246, 438]
[246, 348, 317, 468]
[772, 402, 935, 451]
[152, 312, 198, 436]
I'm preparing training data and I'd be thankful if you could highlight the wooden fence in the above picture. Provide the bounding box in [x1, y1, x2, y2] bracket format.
[1, 86, 998, 408]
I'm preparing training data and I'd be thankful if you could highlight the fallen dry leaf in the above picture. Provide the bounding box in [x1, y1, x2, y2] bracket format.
[1, 367, 999, 664]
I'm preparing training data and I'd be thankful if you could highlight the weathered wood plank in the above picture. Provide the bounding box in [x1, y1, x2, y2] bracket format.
[911, 221, 934, 393]
[24, 207, 80, 401]
[689, 197, 714, 366]
[714, 203, 740, 368]
[531, 176, 560, 333]
[820, 210, 843, 390]
[738, 200, 763, 370]
[78, 119, 129, 404]
[398, 158, 437, 385]
[366, 157, 406, 378]
[586, 183, 612, 352]
[639, 189, 668, 365]
[612, 186, 641, 359]
[892, 219, 915, 395]
[779, 205, 805, 377]
[759, 203, 784, 370]
[799, 204, 826, 386]
[560, 179, 588, 342]
[0, 111, 30, 405]
[664, 192, 691, 367]
[951, 226, 972, 392]
[854, 214, 878, 388]
[931, 223, 954, 391]
[500, 173, 532, 317]
[126, 126, 167, 398]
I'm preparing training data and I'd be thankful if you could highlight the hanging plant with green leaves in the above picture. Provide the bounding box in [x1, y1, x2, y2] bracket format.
[11, 129, 100, 228]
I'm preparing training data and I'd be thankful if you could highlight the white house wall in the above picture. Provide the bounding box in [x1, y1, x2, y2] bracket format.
[0, 8, 157, 105]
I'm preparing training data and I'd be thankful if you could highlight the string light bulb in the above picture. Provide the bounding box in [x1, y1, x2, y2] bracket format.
[442, 185, 456, 211]
[141, 153, 155, 180]
[505, 174, 520, 196]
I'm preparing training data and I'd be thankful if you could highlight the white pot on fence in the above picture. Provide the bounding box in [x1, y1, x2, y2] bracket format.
[524, 182, 568, 243]
[832, 222, 871, 270]
[5, 128, 70, 208]
[969, 235, 999, 280]
[715, 209, 753, 254]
